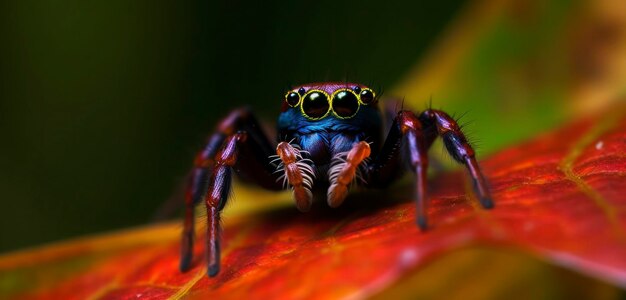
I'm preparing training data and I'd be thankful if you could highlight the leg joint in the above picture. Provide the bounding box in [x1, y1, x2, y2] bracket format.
[397, 110, 422, 133]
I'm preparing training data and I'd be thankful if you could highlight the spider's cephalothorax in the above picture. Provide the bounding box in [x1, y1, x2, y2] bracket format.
[180, 82, 493, 277]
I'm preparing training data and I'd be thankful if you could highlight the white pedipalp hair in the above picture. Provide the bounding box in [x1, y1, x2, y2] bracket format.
[269, 145, 316, 190]
[356, 156, 370, 184]
[268, 156, 282, 165]
[328, 151, 370, 188]
[328, 151, 348, 185]
[297, 161, 315, 189]
[288, 140, 315, 189]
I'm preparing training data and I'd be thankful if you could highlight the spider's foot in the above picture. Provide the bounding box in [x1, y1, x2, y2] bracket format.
[180, 255, 193, 272]
[480, 196, 494, 209]
[208, 262, 220, 277]
[180, 232, 194, 272]
[417, 215, 428, 231]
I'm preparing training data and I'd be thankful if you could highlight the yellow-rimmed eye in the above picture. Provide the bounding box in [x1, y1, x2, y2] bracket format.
[331, 89, 360, 119]
[301, 90, 330, 120]
[358, 88, 375, 105]
[285, 91, 301, 107]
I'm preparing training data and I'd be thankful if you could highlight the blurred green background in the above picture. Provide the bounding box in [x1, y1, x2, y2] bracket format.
[0, 1, 469, 252]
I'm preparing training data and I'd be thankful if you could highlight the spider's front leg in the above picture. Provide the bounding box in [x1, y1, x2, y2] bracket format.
[180, 108, 281, 277]
[367, 110, 493, 229]
[204, 132, 246, 276]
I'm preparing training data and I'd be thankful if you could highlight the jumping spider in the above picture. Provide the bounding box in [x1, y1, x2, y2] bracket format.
[179, 82, 493, 277]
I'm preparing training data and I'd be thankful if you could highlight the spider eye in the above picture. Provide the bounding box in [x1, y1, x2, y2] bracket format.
[298, 87, 306, 96]
[332, 90, 360, 118]
[302, 91, 330, 119]
[359, 89, 375, 105]
[285, 92, 300, 107]
[352, 86, 361, 93]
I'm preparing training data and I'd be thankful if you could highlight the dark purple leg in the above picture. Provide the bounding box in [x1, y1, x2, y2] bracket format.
[398, 112, 431, 229]
[180, 108, 281, 276]
[419, 109, 493, 209]
[367, 111, 431, 229]
[367, 109, 492, 229]
[179, 135, 224, 272]
[179, 172, 201, 272]
[204, 132, 246, 276]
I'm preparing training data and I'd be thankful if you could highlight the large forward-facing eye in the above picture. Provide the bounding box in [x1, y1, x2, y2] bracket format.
[301, 91, 330, 119]
[332, 90, 360, 118]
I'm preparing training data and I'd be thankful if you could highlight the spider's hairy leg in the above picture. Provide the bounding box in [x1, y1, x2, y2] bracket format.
[204, 132, 247, 277]
[179, 116, 235, 273]
[419, 109, 494, 209]
[397, 111, 431, 229]
[180, 168, 209, 272]
[366, 110, 431, 229]
[180, 108, 282, 277]
[327, 141, 371, 208]
[276, 142, 315, 212]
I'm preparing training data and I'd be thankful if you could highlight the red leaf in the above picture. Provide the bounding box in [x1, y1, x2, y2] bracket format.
[1, 107, 625, 299]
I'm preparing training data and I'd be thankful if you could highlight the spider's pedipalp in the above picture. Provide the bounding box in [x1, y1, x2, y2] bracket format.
[276, 142, 315, 212]
[327, 141, 371, 208]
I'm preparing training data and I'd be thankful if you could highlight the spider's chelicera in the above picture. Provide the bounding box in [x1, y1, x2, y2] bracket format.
[180, 82, 494, 277]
